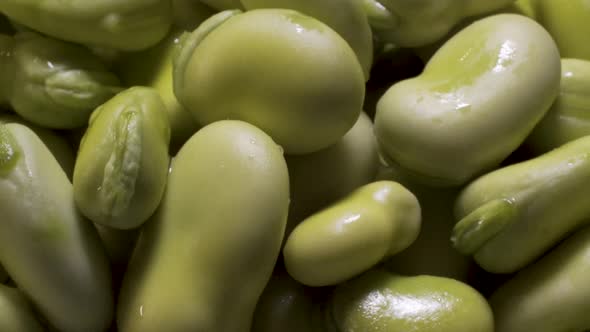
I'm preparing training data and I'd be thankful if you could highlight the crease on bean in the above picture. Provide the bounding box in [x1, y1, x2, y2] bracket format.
[99, 107, 142, 220]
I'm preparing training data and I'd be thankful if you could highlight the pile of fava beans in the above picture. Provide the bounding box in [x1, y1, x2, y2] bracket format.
[0, 0, 589, 331]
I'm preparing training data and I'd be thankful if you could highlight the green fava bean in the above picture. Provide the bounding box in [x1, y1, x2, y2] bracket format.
[0, 32, 122, 129]
[0, 122, 113, 332]
[375, 14, 561, 186]
[0, 0, 173, 51]
[0, 114, 75, 179]
[240, 0, 373, 79]
[115, 29, 200, 153]
[286, 112, 379, 237]
[490, 225, 590, 332]
[363, 0, 515, 48]
[533, 0, 590, 60]
[117, 120, 289, 332]
[412, 1, 538, 64]
[329, 268, 494, 332]
[173, 9, 365, 154]
[284, 181, 421, 287]
[73, 87, 171, 230]
[452, 135, 590, 274]
[0, 284, 44, 332]
[526, 58, 590, 154]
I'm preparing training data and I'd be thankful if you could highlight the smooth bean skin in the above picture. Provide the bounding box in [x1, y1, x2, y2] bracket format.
[117, 120, 289, 332]
[116, 28, 200, 153]
[173, 9, 365, 154]
[375, 14, 560, 186]
[0, 0, 173, 50]
[284, 181, 421, 287]
[253, 267, 492, 332]
[377, 166, 472, 281]
[0, 284, 44, 332]
[526, 59, 590, 154]
[240, 0, 373, 79]
[364, 0, 515, 47]
[330, 268, 494, 332]
[285, 112, 379, 238]
[0, 123, 113, 332]
[0, 114, 75, 179]
[533, 0, 590, 60]
[490, 225, 590, 332]
[73, 87, 170, 229]
[0, 32, 122, 129]
[412, 1, 537, 63]
[452, 135, 590, 274]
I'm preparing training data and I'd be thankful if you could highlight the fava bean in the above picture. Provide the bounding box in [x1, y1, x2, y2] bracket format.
[0, 2, 586, 330]
[117, 120, 289, 332]
[0, 114, 75, 179]
[0, 0, 173, 50]
[491, 225, 590, 332]
[73, 87, 170, 229]
[0, 32, 122, 129]
[329, 268, 494, 332]
[173, 9, 365, 154]
[526, 58, 590, 153]
[284, 181, 421, 286]
[453, 135, 590, 273]
[375, 13, 560, 186]
[0, 122, 113, 332]
[240, 0, 374, 79]
[363, 0, 515, 47]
